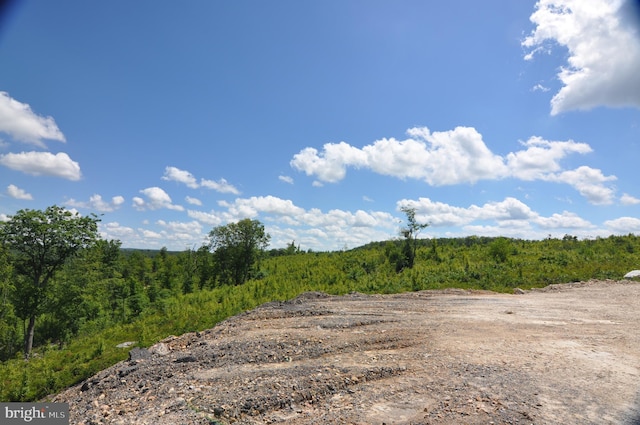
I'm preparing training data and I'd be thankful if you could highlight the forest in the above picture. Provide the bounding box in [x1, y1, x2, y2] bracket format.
[0, 206, 639, 402]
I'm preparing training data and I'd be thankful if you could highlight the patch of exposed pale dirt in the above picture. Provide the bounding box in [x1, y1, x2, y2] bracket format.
[52, 280, 640, 424]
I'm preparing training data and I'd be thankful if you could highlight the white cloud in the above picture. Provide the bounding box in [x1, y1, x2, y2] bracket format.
[531, 83, 550, 92]
[291, 142, 368, 183]
[291, 127, 507, 186]
[6, 184, 33, 200]
[185, 196, 202, 206]
[67, 194, 125, 212]
[536, 211, 594, 229]
[200, 177, 240, 194]
[156, 219, 203, 242]
[621, 193, 640, 205]
[0, 92, 66, 147]
[398, 197, 537, 227]
[0, 151, 81, 180]
[523, 0, 640, 114]
[162, 165, 240, 194]
[133, 187, 184, 211]
[546, 166, 617, 205]
[397, 196, 598, 238]
[292, 127, 615, 204]
[279, 175, 294, 184]
[162, 166, 198, 188]
[139, 229, 163, 239]
[220, 195, 306, 220]
[99, 221, 137, 240]
[505, 136, 592, 180]
[604, 217, 640, 233]
[187, 209, 224, 226]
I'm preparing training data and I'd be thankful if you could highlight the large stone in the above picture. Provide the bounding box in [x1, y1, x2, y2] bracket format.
[624, 270, 640, 279]
[149, 342, 171, 356]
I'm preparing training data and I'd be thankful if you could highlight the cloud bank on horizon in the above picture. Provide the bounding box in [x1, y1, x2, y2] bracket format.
[1, 0, 640, 251]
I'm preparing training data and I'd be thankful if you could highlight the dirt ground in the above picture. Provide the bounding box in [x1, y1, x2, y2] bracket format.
[53, 280, 640, 424]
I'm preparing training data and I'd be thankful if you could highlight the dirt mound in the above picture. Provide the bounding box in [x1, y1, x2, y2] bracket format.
[52, 280, 640, 424]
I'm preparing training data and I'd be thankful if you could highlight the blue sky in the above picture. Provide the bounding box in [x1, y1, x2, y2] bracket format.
[1, 0, 639, 251]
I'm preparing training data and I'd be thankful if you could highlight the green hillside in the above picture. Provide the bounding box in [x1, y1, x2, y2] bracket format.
[1, 233, 639, 401]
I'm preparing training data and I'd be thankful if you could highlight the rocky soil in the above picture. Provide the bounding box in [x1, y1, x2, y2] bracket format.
[52, 280, 640, 424]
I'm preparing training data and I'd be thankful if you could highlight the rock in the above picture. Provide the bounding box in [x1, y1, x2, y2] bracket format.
[624, 270, 640, 279]
[128, 347, 150, 361]
[148, 342, 171, 356]
[174, 355, 197, 363]
[513, 288, 526, 295]
[117, 366, 137, 378]
[115, 341, 136, 348]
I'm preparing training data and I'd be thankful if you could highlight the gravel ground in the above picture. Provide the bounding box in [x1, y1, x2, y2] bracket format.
[52, 280, 640, 424]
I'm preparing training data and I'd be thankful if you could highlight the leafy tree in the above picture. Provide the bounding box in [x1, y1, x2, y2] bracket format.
[0, 245, 20, 360]
[0, 206, 100, 359]
[489, 237, 511, 263]
[397, 207, 429, 271]
[207, 219, 270, 285]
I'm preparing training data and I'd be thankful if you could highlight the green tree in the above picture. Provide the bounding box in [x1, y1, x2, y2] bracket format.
[489, 237, 511, 263]
[0, 245, 20, 360]
[207, 219, 270, 285]
[397, 206, 429, 271]
[0, 206, 100, 359]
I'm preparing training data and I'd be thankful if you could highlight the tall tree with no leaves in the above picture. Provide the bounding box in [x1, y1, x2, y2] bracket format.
[0, 206, 100, 359]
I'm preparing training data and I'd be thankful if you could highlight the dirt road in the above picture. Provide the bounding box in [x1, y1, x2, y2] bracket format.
[55, 280, 640, 424]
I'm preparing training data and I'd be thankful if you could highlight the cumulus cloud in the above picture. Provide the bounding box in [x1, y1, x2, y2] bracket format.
[99, 221, 137, 241]
[219, 195, 306, 220]
[523, 0, 640, 114]
[0, 92, 66, 147]
[505, 136, 592, 180]
[162, 165, 240, 194]
[200, 178, 240, 194]
[133, 187, 184, 211]
[546, 166, 617, 205]
[398, 196, 596, 237]
[66, 194, 125, 212]
[156, 220, 203, 242]
[187, 209, 223, 226]
[292, 127, 615, 204]
[536, 211, 594, 229]
[162, 166, 198, 188]
[0, 151, 81, 180]
[291, 127, 507, 185]
[6, 184, 33, 200]
[185, 196, 202, 206]
[398, 197, 537, 227]
[604, 216, 640, 233]
[621, 193, 640, 205]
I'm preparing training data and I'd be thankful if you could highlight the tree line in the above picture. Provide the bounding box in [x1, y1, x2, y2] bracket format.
[0, 206, 270, 360]
[1, 204, 639, 367]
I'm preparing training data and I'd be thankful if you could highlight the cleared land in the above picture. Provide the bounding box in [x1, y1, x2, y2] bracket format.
[53, 280, 640, 424]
